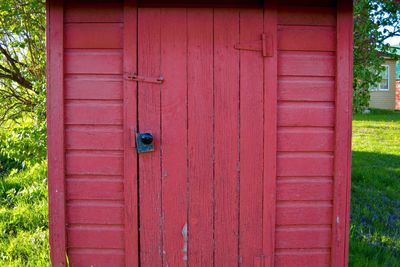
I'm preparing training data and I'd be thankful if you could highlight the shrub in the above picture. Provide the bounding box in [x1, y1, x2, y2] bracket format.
[0, 120, 46, 172]
[0, 161, 49, 266]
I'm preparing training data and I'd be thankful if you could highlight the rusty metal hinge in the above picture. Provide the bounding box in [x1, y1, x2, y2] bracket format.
[125, 73, 164, 84]
[234, 33, 273, 57]
[130, 127, 136, 148]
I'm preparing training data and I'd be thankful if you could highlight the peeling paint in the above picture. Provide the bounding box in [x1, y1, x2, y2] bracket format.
[182, 223, 188, 262]
[158, 244, 162, 256]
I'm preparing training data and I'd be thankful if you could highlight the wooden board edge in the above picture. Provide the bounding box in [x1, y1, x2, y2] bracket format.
[332, 0, 353, 266]
[123, 1, 139, 266]
[47, 0, 66, 266]
[263, 1, 278, 266]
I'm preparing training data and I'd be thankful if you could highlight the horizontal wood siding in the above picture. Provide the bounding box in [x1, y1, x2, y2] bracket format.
[63, 1, 125, 266]
[58, 2, 346, 266]
[276, 3, 336, 266]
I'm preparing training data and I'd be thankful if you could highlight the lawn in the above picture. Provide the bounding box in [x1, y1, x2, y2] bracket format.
[350, 109, 400, 266]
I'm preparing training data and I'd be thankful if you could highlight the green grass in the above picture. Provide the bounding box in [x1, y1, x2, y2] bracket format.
[350, 109, 400, 267]
[0, 162, 49, 266]
[0, 120, 49, 266]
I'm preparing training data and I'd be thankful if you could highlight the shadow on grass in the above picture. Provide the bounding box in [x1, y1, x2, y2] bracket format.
[352, 151, 400, 194]
[0, 155, 20, 179]
[350, 151, 400, 266]
[353, 109, 400, 122]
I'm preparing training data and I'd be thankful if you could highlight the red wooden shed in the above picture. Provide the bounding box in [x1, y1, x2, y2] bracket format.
[46, 0, 353, 266]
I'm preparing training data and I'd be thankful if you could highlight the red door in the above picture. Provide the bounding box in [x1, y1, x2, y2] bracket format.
[137, 7, 273, 266]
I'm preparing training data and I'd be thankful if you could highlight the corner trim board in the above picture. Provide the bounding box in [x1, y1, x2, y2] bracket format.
[332, 1, 353, 266]
[263, 1, 278, 266]
[47, 0, 66, 266]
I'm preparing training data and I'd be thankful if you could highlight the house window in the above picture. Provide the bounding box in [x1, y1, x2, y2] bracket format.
[370, 64, 390, 91]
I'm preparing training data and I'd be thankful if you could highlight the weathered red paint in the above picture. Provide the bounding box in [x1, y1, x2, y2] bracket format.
[332, 1, 354, 266]
[187, 9, 214, 266]
[123, 1, 139, 266]
[47, 0, 353, 266]
[47, 0, 66, 266]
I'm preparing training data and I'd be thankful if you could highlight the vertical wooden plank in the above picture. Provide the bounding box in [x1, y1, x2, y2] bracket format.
[239, 8, 264, 267]
[138, 8, 163, 267]
[123, 1, 138, 266]
[263, 1, 278, 266]
[214, 9, 240, 267]
[160, 8, 188, 267]
[47, 0, 66, 266]
[332, 1, 353, 266]
[187, 9, 214, 267]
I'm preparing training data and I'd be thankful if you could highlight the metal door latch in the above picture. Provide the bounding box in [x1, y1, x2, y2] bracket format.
[234, 33, 273, 57]
[125, 73, 164, 84]
[136, 132, 154, 153]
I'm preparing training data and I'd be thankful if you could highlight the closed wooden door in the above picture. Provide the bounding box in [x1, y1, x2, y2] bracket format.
[137, 7, 274, 267]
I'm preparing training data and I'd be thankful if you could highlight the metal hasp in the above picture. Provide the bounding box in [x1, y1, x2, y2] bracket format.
[125, 73, 164, 84]
[234, 33, 273, 57]
[136, 132, 155, 153]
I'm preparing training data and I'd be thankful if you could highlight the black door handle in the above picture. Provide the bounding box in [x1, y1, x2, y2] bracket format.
[140, 133, 153, 145]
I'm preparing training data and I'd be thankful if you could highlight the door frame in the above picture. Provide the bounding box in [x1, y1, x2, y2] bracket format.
[123, 1, 139, 266]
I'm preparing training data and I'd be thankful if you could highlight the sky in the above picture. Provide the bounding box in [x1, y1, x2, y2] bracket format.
[385, 36, 400, 46]
[381, 25, 400, 46]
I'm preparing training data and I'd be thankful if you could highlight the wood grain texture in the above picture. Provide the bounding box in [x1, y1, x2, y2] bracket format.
[276, 226, 331, 249]
[160, 8, 188, 267]
[64, 50, 123, 74]
[278, 102, 335, 127]
[187, 9, 214, 266]
[278, 77, 335, 102]
[278, 26, 336, 52]
[277, 152, 333, 177]
[65, 103, 123, 125]
[278, 127, 334, 152]
[64, 2, 123, 23]
[68, 249, 125, 267]
[47, 0, 66, 265]
[62, 2, 126, 265]
[66, 152, 123, 176]
[138, 8, 163, 267]
[277, 179, 333, 201]
[66, 179, 123, 200]
[122, 2, 139, 265]
[275, 249, 330, 267]
[65, 78, 123, 100]
[274, 4, 340, 263]
[278, 6, 336, 26]
[64, 23, 123, 49]
[263, 1, 278, 266]
[332, 1, 353, 266]
[67, 226, 124, 249]
[276, 202, 333, 225]
[55, 2, 353, 265]
[67, 201, 124, 225]
[65, 127, 123, 150]
[239, 8, 264, 267]
[214, 9, 240, 267]
[278, 51, 335, 77]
